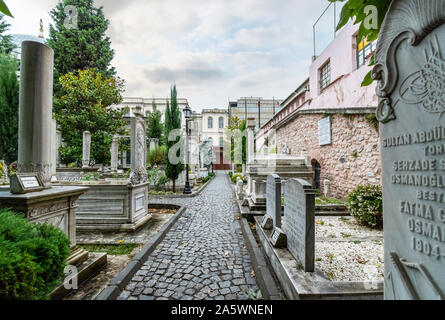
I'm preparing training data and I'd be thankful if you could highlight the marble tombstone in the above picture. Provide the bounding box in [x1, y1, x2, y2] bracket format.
[373, 0, 445, 300]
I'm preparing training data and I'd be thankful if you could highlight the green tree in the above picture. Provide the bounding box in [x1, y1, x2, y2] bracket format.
[224, 116, 247, 165]
[0, 14, 15, 54]
[47, 0, 116, 94]
[146, 101, 164, 145]
[53, 69, 128, 165]
[0, 52, 18, 164]
[330, 0, 392, 86]
[164, 85, 184, 192]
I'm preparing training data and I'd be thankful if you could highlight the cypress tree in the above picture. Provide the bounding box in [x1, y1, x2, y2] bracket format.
[0, 52, 19, 164]
[164, 85, 184, 192]
[47, 0, 116, 94]
[146, 101, 164, 144]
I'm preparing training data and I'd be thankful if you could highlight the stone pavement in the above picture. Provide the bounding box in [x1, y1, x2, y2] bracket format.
[117, 172, 259, 300]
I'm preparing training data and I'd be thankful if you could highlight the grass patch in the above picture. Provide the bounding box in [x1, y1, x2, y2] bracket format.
[315, 197, 344, 205]
[339, 217, 350, 223]
[80, 243, 139, 255]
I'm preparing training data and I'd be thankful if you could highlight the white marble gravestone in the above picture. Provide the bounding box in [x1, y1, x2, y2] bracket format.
[82, 131, 91, 168]
[267, 174, 282, 229]
[129, 109, 148, 185]
[373, 0, 445, 300]
[284, 178, 315, 272]
[110, 135, 119, 172]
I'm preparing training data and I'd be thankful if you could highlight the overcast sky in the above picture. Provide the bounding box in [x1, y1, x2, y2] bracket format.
[5, 0, 341, 111]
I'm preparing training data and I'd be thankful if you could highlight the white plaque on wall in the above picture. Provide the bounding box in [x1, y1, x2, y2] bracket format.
[318, 116, 331, 146]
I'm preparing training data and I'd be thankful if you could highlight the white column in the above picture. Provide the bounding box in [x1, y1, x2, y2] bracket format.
[110, 135, 119, 172]
[82, 131, 91, 168]
[18, 41, 54, 187]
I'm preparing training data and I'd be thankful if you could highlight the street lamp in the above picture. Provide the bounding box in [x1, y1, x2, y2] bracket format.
[183, 105, 192, 195]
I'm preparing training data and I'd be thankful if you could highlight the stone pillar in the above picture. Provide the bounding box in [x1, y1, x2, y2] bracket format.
[301, 148, 311, 168]
[56, 130, 62, 167]
[18, 41, 54, 187]
[129, 108, 148, 185]
[323, 179, 330, 197]
[50, 119, 57, 182]
[110, 135, 119, 172]
[82, 131, 91, 168]
[247, 117, 256, 165]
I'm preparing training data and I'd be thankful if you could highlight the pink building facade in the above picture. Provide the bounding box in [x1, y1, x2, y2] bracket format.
[257, 21, 381, 199]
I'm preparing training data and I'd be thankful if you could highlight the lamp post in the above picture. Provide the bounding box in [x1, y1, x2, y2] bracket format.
[183, 105, 192, 195]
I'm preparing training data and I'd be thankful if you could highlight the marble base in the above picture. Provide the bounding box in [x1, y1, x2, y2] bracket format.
[0, 186, 89, 248]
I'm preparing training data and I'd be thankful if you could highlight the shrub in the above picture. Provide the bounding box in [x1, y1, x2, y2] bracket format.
[347, 184, 383, 229]
[231, 174, 243, 184]
[202, 173, 215, 183]
[147, 146, 167, 167]
[0, 210, 71, 300]
[148, 167, 169, 191]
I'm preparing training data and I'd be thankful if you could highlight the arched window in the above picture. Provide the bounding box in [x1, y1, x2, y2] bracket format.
[218, 117, 224, 129]
[194, 122, 198, 132]
[208, 117, 213, 129]
[219, 137, 224, 148]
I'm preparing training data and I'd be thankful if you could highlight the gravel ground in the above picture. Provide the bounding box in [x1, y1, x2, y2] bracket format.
[313, 217, 384, 282]
[315, 216, 383, 240]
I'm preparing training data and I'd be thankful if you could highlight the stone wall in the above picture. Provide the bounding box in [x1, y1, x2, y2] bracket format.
[276, 113, 381, 199]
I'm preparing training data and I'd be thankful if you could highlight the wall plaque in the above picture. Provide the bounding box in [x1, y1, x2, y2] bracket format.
[318, 116, 331, 146]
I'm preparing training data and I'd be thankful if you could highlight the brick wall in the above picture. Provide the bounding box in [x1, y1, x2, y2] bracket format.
[276, 113, 381, 199]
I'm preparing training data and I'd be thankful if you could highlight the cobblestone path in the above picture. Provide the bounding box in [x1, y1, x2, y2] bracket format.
[117, 172, 259, 300]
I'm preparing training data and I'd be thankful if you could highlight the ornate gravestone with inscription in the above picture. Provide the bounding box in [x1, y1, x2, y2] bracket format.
[284, 178, 315, 272]
[373, 0, 445, 300]
[130, 108, 148, 185]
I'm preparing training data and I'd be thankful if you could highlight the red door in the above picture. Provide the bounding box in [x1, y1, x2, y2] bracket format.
[213, 147, 231, 170]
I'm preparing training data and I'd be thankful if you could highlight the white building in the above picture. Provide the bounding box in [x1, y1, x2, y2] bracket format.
[113, 98, 230, 170]
[189, 109, 230, 170]
[112, 97, 190, 130]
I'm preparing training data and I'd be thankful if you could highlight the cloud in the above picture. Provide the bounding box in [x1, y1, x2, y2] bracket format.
[6, 0, 338, 110]
[143, 65, 224, 84]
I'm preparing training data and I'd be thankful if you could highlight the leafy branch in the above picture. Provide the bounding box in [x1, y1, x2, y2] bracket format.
[329, 0, 393, 86]
[0, 0, 12, 17]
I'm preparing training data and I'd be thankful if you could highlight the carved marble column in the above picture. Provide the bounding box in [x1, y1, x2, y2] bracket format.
[130, 108, 148, 185]
[18, 41, 54, 187]
[82, 131, 91, 168]
[110, 135, 119, 172]
[247, 117, 256, 165]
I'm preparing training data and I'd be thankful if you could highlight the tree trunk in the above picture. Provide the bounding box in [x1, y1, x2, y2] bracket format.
[172, 179, 176, 193]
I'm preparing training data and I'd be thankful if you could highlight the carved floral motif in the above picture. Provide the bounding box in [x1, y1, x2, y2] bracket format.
[372, 0, 445, 123]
